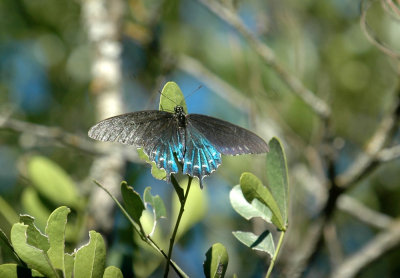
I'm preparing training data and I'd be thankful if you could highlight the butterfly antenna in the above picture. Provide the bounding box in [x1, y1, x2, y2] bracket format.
[157, 90, 176, 112]
[185, 85, 203, 100]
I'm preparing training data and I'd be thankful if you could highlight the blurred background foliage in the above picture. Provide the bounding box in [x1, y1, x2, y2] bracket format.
[0, 0, 400, 277]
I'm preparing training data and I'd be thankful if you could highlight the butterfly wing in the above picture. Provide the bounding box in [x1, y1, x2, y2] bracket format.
[186, 114, 269, 155]
[183, 122, 222, 188]
[88, 110, 184, 177]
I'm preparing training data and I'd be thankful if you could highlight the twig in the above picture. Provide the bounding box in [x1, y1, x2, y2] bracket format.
[93, 180, 187, 278]
[266, 231, 286, 278]
[164, 176, 193, 277]
[336, 94, 400, 188]
[337, 195, 394, 230]
[360, 0, 400, 59]
[197, 0, 331, 119]
[0, 115, 141, 162]
[331, 220, 400, 278]
[177, 54, 252, 113]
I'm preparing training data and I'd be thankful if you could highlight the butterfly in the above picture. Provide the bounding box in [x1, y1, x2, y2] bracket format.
[88, 105, 269, 188]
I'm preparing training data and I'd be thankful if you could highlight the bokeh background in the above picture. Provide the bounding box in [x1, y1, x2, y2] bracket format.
[1, 0, 400, 277]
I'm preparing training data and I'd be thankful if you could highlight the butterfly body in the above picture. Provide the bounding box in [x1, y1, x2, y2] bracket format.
[88, 105, 268, 188]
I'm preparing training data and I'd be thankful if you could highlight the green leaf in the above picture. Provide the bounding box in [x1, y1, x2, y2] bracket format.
[137, 148, 166, 180]
[171, 178, 207, 239]
[159, 81, 187, 113]
[232, 230, 275, 257]
[229, 185, 272, 223]
[266, 137, 289, 226]
[64, 253, 75, 278]
[203, 243, 229, 278]
[21, 187, 52, 230]
[11, 224, 56, 278]
[0, 195, 19, 225]
[19, 215, 49, 251]
[0, 228, 22, 264]
[27, 156, 81, 210]
[74, 231, 106, 278]
[143, 187, 167, 220]
[0, 264, 34, 278]
[121, 182, 145, 225]
[103, 266, 123, 278]
[46, 206, 70, 274]
[240, 172, 285, 230]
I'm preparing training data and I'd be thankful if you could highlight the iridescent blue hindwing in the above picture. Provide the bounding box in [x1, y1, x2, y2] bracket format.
[183, 121, 222, 187]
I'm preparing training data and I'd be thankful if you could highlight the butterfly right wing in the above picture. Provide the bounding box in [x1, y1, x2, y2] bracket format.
[88, 110, 184, 177]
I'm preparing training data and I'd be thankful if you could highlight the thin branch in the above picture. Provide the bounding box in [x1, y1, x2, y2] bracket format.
[0, 115, 140, 163]
[336, 96, 400, 188]
[197, 0, 331, 119]
[376, 144, 400, 162]
[337, 195, 394, 230]
[332, 220, 400, 278]
[164, 176, 193, 277]
[177, 54, 252, 113]
[361, 0, 400, 59]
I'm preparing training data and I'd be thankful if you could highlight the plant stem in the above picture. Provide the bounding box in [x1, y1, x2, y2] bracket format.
[93, 180, 188, 277]
[164, 176, 193, 278]
[266, 230, 286, 278]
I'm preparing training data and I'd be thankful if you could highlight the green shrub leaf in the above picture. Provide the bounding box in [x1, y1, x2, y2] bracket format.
[266, 137, 289, 226]
[240, 172, 284, 230]
[27, 156, 81, 210]
[21, 188, 51, 230]
[46, 206, 70, 274]
[121, 182, 145, 225]
[143, 187, 167, 221]
[64, 253, 74, 278]
[0, 264, 34, 278]
[137, 148, 166, 180]
[230, 185, 272, 223]
[74, 231, 106, 278]
[232, 230, 275, 257]
[103, 266, 123, 278]
[159, 81, 187, 113]
[11, 224, 56, 278]
[19, 215, 49, 251]
[203, 243, 229, 278]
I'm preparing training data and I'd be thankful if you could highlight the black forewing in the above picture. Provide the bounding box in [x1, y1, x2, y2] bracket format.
[88, 110, 184, 176]
[186, 114, 269, 155]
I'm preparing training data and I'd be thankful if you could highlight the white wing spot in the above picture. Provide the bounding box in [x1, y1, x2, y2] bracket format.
[160, 158, 164, 161]
[152, 151, 158, 155]
[186, 161, 192, 165]
[194, 165, 200, 169]
[202, 164, 208, 168]
[208, 160, 214, 163]
[168, 160, 173, 165]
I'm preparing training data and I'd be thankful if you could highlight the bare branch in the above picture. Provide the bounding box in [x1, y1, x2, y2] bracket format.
[332, 220, 400, 278]
[197, 0, 331, 119]
[0, 116, 97, 154]
[337, 195, 394, 230]
[177, 54, 251, 113]
[361, 0, 400, 59]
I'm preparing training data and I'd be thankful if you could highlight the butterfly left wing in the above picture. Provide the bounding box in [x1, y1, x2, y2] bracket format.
[186, 114, 269, 155]
[88, 110, 184, 178]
